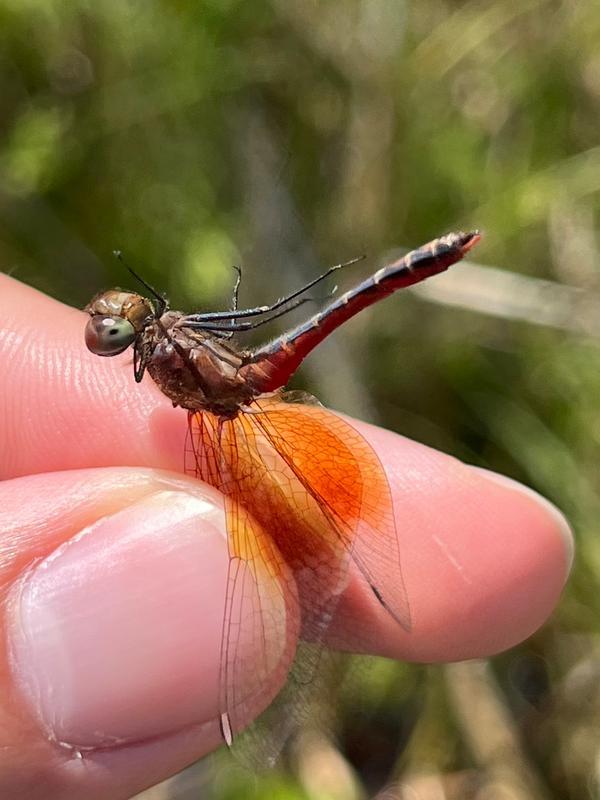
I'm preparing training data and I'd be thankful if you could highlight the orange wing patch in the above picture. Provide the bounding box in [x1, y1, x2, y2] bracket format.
[251, 393, 411, 630]
[185, 391, 409, 756]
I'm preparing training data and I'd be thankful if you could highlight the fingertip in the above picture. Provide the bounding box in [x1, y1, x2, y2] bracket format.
[427, 464, 571, 659]
[473, 467, 574, 579]
[331, 421, 572, 662]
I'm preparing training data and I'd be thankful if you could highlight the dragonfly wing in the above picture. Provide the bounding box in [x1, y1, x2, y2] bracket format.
[251, 392, 411, 632]
[186, 411, 299, 758]
[185, 393, 409, 759]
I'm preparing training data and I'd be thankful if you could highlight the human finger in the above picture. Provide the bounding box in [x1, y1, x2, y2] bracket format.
[0, 468, 290, 799]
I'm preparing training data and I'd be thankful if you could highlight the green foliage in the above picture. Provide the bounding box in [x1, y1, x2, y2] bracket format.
[1, 1, 599, 798]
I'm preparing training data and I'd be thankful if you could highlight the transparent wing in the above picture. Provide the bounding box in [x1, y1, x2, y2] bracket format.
[185, 391, 409, 763]
[186, 409, 299, 761]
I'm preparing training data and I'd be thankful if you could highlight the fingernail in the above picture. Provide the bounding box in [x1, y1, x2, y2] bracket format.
[7, 490, 230, 749]
[473, 467, 574, 577]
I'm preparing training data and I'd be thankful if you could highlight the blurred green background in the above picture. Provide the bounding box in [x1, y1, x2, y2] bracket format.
[1, 0, 599, 798]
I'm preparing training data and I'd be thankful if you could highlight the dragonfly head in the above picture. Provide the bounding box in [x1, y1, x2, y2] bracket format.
[84, 290, 155, 356]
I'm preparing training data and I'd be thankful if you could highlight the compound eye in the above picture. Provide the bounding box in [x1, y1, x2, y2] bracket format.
[85, 315, 136, 356]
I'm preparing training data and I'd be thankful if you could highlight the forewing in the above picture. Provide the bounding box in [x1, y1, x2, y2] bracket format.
[251, 392, 411, 631]
[185, 392, 409, 762]
[186, 411, 298, 757]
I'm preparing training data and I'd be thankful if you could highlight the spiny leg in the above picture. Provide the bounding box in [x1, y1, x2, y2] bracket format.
[182, 255, 365, 325]
[223, 265, 243, 339]
[179, 286, 339, 334]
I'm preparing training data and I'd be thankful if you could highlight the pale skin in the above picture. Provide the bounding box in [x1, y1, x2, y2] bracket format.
[0, 273, 572, 800]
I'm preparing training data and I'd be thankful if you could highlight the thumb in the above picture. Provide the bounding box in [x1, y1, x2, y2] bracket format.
[0, 468, 287, 800]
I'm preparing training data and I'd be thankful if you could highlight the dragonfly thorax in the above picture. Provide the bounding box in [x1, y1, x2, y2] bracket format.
[143, 312, 257, 415]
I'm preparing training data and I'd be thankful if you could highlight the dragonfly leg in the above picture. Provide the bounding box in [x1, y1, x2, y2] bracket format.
[222, 265, 243, 339]
[230, 265, 242, 312]
[179, 292, 332, 334]
[180, 255, 364, 326]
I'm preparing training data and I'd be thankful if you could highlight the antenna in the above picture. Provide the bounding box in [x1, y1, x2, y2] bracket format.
[113, 250, 167, 316]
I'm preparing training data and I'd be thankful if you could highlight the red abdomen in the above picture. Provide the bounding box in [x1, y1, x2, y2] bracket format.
[240, 231, 480, 395]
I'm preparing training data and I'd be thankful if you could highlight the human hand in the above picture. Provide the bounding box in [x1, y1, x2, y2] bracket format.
[0, 273, 572, 799]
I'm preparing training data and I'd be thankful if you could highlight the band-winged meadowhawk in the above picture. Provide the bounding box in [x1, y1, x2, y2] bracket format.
[84, 230, 480, 757]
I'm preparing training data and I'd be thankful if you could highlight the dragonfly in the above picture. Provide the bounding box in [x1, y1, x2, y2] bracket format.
[84, 230, 480, 759]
